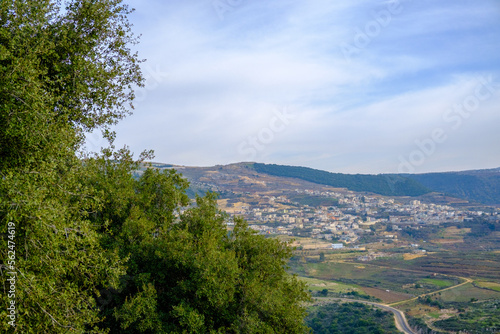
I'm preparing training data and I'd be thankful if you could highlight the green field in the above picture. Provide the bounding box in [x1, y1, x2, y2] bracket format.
[298, 276, 363, 294]
[289, 250, 500, 333]
[439, 283, 500, 302]
[289, 258, 457, 295]
[418, 278, 454, 288]
[428, 312, 440, 319]
[475, 281, 500, 292]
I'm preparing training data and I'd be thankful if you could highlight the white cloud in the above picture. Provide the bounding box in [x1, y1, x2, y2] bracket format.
[104, 0, 500, 173]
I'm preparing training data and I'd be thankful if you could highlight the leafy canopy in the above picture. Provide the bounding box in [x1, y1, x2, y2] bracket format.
[0, 1, 310, 333]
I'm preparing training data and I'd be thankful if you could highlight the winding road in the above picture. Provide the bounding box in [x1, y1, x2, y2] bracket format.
[309, 260, 476, 333]
[312, 297, 416, 334]
[362, 301, 415, 334]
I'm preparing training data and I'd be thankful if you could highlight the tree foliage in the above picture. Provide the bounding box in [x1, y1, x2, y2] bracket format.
[91, 167, 311, 333]
[306, 302, 399, 334]
[0, 1, 310, 333]
[0, 0, 143, 170]
[253, 163, 430, 197]
[1, 1, 141, 332]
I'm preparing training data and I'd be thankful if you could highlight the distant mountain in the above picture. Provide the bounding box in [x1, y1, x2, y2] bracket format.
[252, 163, 430, 197]
[251, 163, 500, 205]
[406, 168, 500, 205]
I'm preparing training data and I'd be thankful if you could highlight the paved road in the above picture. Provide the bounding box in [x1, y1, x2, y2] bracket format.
[363, 301, 415, 334]
[313, 298, 416, 334]
[311, 260, 474, 333]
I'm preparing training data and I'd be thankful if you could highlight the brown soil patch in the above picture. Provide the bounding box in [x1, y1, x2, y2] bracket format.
[432, 238, 463, 244]
[403, 253, 426, 260]
[360, 287, 413, 304]
[292, 238, 333, 250]
[443, 226, 470, 237]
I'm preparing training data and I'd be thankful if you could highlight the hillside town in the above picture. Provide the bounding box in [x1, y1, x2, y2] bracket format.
[145, 162, 500, 251]
[220, 188, 499, 247]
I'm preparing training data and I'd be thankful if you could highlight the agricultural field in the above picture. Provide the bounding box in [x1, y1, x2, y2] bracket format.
[438, 283, 500, 302]
[287, 236, 336, 250]
[359, 287, 412, 303]
[289, 257, 459, 297]
[298, 276, 380, 301]
[290, 248, 500, 333]
[299, 277, 362, 294]
[431, 226, 471, 244]
[418, 278, 454, 288]
[367, 250, 500, 280]
[474, 280, 500, 292]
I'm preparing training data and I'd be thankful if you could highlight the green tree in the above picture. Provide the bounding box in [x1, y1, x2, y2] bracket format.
[306, 302, 399, 334]
[0, 0, 143, 170]
[96, 184, 311, 333]
[0, 0, 142, 332]
[1, 1, 311, 333]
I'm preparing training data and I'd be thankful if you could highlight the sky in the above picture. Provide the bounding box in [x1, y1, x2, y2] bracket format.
[87, 0, 500, 174]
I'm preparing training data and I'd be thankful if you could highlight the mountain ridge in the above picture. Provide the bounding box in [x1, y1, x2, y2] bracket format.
[250, 163, 500, 205]
[252, 163, 431, 197]
[149, 162, 500, 205]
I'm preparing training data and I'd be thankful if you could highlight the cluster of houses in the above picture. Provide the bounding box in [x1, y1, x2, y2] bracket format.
[223, 188, 499, 247]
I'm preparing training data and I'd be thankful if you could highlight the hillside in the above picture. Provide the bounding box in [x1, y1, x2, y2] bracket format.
[250, 163, 500, 205]
[151, 162, 500, 205]
[406, 168, 500, 205]
[252, 163, 431, 197]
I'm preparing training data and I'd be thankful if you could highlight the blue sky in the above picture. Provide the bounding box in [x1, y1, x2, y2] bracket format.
[89, 0, 500, 174]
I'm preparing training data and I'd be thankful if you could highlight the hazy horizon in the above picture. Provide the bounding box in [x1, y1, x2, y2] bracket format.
[144, 160, 500, 176]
